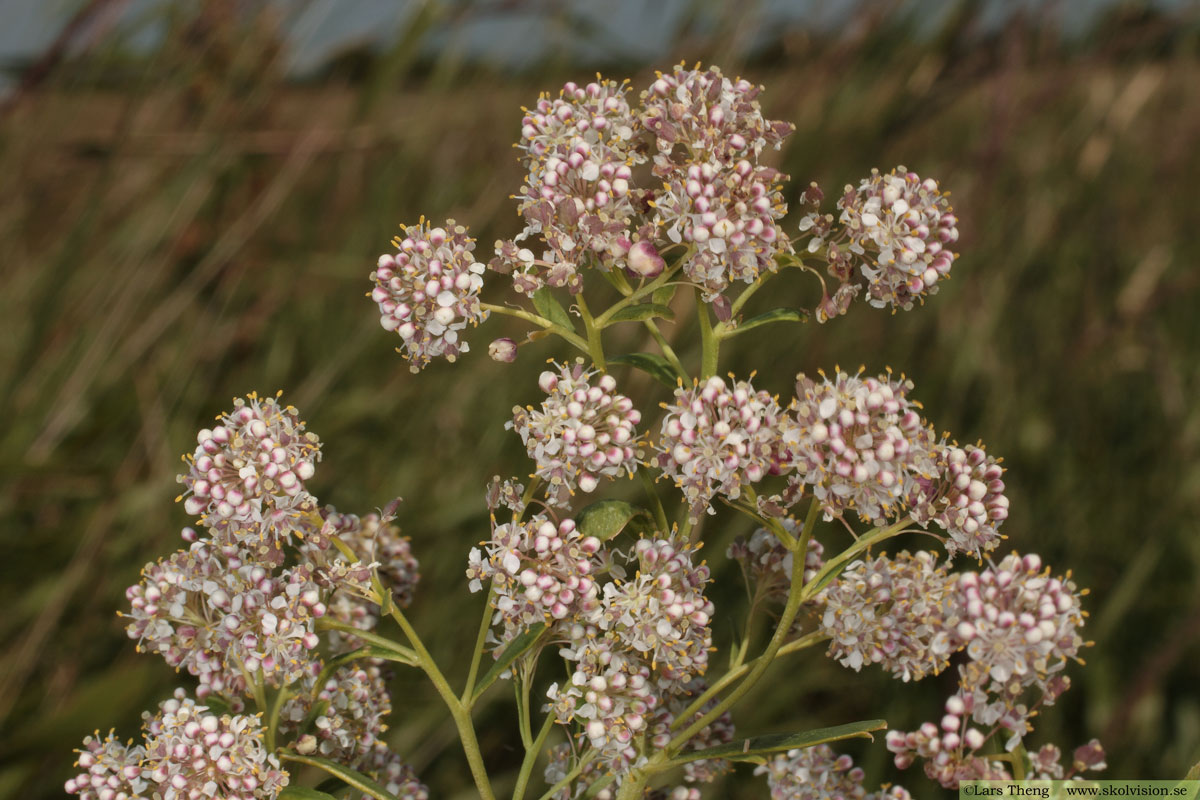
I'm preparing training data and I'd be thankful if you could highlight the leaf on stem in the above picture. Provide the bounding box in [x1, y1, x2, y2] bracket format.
[279, 788, 341, 800]
[470, 622, 548, 704]
[576, 500, 655, 541]
[726, 308, 809, 337]
[607, 303, 675, 324]
[667, 719, 887, 766]
[280, 753, 399, 800]
[652, 283, 678, 307]
[532, 288, 576, 332]
[609, 353, 679, 387]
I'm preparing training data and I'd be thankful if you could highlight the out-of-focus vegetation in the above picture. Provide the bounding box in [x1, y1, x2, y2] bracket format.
[2, 1, 1198, 798]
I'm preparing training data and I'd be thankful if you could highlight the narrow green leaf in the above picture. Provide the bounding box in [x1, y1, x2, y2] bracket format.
[313, 620, 419, 665]
[728, 308, 809, 336]
[652, 283, 678, 307]
[609, 353, 679, 387]
[608, 303, 675, 323]
[471, 622, 548, 703]
[532, 288, 576, 332]
[576, 500, 653, 541]
[280, 754, 399, 800]
[1186, 759, 1200, 781]
[669, 719, 887, 766]
[279, 787, 340, 800]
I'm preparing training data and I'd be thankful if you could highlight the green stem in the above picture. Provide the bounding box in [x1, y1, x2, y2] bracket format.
[799, 518, 912, 604]
[279, 752, 393, 800]
[513, 710, 557, 800]
[575, 293, 606, 371]
[595, 265, 679, 327]
[536, 752, 599, 800]
[314, 618, 419, 663]
[696, 291, 718, 378]
[481, 302, 590, 354]
[251, 669, 268, 713]
[642, 319, 689, 381]
[265, 682, 293, 753]
[667, 614, 828, 731]
[381, 586, 497, 800]
[461, 582, 498, 704]
[637, 466, 670, 533]
[517, 668, 534, 749]
[1012, 742, 1029, 781]
[663, 500, 820, 756]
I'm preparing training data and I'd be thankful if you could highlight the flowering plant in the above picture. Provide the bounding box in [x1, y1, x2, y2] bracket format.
[67, 64, 1105, 800]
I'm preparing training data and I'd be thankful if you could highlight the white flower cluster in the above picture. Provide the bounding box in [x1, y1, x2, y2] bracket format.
[371, 220, 487, 371]
[787, 369, 934, 525]
[648, 680, 735, 784]
[68, 690, 293, 800]
[799, 166, 959, 315]
[466, 515, 604, 647]
[600, 536, 714, 688]
[280, 664, 391, 766]
[511, 361, 642, 504]
[643, 64, 794, 298]
[909, 442, 1009, 557]
[548, 638, 659, 771]
[881, 553, 1094, 788]
[358, 742, 431, 800]
[178, 393, 321, 556]
[727, 518, 826, 602]
[125, 541, 325, 697]
[756, 743, 911, 800]
[656, 375, 787, 520]
[819, 551, 958, 681]
[141, 691, 289, 800]
[654, 158, 789, 297]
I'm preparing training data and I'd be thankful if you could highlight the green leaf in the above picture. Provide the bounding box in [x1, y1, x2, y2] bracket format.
[279, 787, 341, 800]
[1186, 759, 1200, 781]
[609, 353, 679, 388]
[728, 308, 809, 336]
[652, 283, 678, 307]
[471, 622, 548, 703]
[314, 620, 419, 666]
[608, 303, 675, 323]
[280, 754, 399, 800]
[669, 719, 887, 766]
[532, 287, 576, 332]
[576, 500, 654, 541]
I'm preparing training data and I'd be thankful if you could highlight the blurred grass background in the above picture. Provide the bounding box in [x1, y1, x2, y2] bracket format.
[2, 1, 1199, 797]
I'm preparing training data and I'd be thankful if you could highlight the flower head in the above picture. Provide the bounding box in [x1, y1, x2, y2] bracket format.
[125, 543, 325, 698]
[648, 680, 735, 784]
[955, 552, 1087, 693]
[280, 664, 391, 766]
[756, 743, 910, 800]
[600, 535, 714, 689]
[656, 375, 787, 520]
[371, 219, 487, 371]
[819, 551, 960, 681]
[549, 635, 660, 772]
[141, 690, 289, 800]
[66, 732, 149, 800]
[178, 394, 321, 551]
[909, 442, 1008, 558]
[727, 518, 826, 602]
[801, 167, 958, 313]
[786, 369, 934, 524]
[641, 64, 792, 169]
[357, 743, 430, 800]
[511, 361, 642, 504]
[466, 515, 604, 648]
